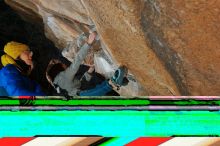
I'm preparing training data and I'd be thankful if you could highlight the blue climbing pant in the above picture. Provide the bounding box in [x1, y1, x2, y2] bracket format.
[79, 80, 112, 96]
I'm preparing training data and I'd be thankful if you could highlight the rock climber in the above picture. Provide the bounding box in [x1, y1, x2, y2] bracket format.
[0, 41, 45, 96]
[46, 31, 129, 96]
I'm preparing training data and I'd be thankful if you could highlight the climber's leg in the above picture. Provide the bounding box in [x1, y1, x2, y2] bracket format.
[79, 66, 130, 96]
[79, 80, 112, 96]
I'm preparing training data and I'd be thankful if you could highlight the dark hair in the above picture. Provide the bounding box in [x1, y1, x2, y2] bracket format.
[0, 50, 5, 56]
[0, 62, 3, 69]
[48, 63, 66, 81]
[15, 59, 31, 74]
[0, 50, 5, 69]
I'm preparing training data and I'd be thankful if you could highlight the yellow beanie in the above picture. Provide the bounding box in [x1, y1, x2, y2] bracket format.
[4, 41, 29, 59]
[1, 54, 18, 67]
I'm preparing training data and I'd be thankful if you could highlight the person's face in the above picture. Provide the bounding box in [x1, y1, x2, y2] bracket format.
[19, 50, 33, 66]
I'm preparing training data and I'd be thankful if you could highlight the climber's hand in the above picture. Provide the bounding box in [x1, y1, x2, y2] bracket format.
[88, 65, 95, 74]
[87, 32, 97, 45]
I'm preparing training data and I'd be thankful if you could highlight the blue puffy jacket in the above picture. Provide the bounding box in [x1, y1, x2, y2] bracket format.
[0, 64, 45, 96]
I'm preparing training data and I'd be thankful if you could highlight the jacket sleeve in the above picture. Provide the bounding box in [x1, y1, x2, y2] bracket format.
[61, 43, 91, 80]
[4, 66, 45, 96]
[30, 80, 45, 96]
[0, 87, 8, 96]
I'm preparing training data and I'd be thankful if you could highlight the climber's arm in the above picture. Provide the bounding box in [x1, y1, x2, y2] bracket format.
[61, 32, 97, 80]
[62, 43, 91, 80]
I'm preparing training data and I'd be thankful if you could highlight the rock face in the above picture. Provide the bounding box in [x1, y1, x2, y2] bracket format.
[4, 0, 220, 95]
[141, 0, 220, 95]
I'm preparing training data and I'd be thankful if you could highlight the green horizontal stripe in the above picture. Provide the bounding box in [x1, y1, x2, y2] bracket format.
[1, 99, 220, 106]
[0, 99, 150, 106]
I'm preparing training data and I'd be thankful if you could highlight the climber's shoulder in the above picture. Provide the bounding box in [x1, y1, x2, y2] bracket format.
[0, 64, 20, 74]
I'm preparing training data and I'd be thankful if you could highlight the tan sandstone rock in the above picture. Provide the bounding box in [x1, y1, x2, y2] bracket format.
[5, 0, 220, 95]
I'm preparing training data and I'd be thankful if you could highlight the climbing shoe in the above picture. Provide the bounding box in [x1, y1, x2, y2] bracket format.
[111, 65, 128, 87]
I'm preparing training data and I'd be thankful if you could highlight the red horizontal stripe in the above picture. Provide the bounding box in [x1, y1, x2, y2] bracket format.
[19, 96, 35, 99]
[125, 137, 172, 146]
[0, 138, 35, 146]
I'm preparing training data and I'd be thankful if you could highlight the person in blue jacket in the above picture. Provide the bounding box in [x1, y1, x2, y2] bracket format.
[0, 41, 45, 96]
